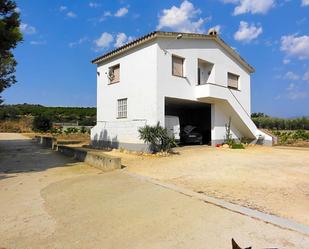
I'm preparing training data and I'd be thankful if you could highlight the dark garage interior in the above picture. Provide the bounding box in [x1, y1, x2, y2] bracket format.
[165, 97, 211, 145]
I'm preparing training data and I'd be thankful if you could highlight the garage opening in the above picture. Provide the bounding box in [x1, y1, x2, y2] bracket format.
[165, 97, 211, 145]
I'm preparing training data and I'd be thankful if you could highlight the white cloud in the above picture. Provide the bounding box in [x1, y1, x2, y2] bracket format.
[30, 40, 46, 45]
[285, 71, 300, 80]
[114, 33, 134, 47]
[286, 83, 308, 100]
[67, 11, 77, 18]
[302, 0, 309, 6]
[114, 7, 128, 17]
[20, 23, 36, 35]
[283, 59, 291, 64]
[296, 17, 307, 25]
[222, 0, 238, 3]
[59, 6, 67, 12]
[222, 0, 276, 15]
[59, 6, 77, 19]
[89, 2, 100, 8]
[100, 7, 129, 20]
[234, 21, 262, 43]
[99, 11, 113, 22]
[280, 34, 309, 59]
[94, 32, 113, 50]
[287, 83, 295, 91]
[303, 71, 309, 82]
[157, 0, 209, 33]
[69, 37, 89, 48]
[104, 11, 112, 17]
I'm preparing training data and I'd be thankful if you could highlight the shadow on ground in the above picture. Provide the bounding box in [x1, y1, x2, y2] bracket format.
[0, 138, 77, 176]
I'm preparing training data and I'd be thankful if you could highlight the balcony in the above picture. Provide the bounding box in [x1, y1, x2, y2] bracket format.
[195, 82, 226, 102]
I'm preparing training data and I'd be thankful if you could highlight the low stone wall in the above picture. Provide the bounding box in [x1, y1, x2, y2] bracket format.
[34, 135, 57, 149]
[56, 145, 121, 172]
[57, 140, 83, 145]
[259, 129, 278, 145]
[34, 136, 121, 172]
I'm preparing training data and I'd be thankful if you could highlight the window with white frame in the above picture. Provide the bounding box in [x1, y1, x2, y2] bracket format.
[117, 98, 127, 118]
[227, 72, 239, 89]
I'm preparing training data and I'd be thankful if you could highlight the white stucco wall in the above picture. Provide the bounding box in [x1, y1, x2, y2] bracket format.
[156, 38, 252, 125]
[91, 41, 158, 147]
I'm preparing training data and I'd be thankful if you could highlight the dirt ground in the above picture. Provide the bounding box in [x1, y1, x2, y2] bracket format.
[106, 145, 309, 226]
[1, 133, 309, 248]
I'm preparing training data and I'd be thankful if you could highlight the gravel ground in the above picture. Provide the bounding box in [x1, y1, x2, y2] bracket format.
[107, 145, 309, 226]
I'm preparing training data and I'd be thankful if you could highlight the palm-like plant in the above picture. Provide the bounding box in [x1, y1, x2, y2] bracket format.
[138, 122, 177, 153]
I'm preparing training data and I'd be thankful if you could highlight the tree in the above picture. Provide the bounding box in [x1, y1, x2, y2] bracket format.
[251, 112, 269, 118]
[33, 114, 52, 132]
[0, 0, 23, 103]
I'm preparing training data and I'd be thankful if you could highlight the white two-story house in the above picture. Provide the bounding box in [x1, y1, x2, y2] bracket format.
[91, 31, 273, 151]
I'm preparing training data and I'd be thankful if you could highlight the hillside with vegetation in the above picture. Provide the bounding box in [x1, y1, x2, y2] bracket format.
[251, 113, 309, 146]
[251, 113, 309, 130]
[0, 104, 96, 132]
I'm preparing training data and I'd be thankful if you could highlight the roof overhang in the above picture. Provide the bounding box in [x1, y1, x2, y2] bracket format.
[91, 31, 255, 73]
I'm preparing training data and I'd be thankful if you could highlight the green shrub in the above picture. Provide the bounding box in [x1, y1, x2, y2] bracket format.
[64, 127, 79, 135]
[231, 143, 245, 149]
[293, 130, 309, 140]
[224, 117, 233, 145]
[240, 137, 253, 144]
[32, 115, 52, 132]
[275, 129, 309, 144]
[252, 114, 309, 130]
[51, 127, 63, 135]
[80, 126, 87, 134]
[138, 122, 177, 153]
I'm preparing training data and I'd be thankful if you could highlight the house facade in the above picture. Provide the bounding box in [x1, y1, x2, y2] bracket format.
[91, 31, 273, 150]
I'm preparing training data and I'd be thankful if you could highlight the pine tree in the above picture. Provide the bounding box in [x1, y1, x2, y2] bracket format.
[0, 0, 23, 103]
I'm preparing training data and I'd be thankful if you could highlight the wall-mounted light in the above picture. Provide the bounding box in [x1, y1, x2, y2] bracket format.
[176, 34, 183, 40]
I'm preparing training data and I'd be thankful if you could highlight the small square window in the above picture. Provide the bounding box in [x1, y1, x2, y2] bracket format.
[228, 72, 239, 89]
[117, 98, 127, 118]
[108, 64, 120, 84]
[172, 55, 184, 77]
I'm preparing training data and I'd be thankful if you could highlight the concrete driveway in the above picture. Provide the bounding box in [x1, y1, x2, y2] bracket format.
[0, 133, 308, 249]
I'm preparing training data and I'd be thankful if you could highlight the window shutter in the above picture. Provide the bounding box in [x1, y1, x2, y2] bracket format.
[112, 66, 120, 83]
[172, 56, 183, 77]
[110, 64, 120, 83]
[228, 73, 239, 89]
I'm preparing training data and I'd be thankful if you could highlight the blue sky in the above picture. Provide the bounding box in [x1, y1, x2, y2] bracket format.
[3, 0, 309, 117]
